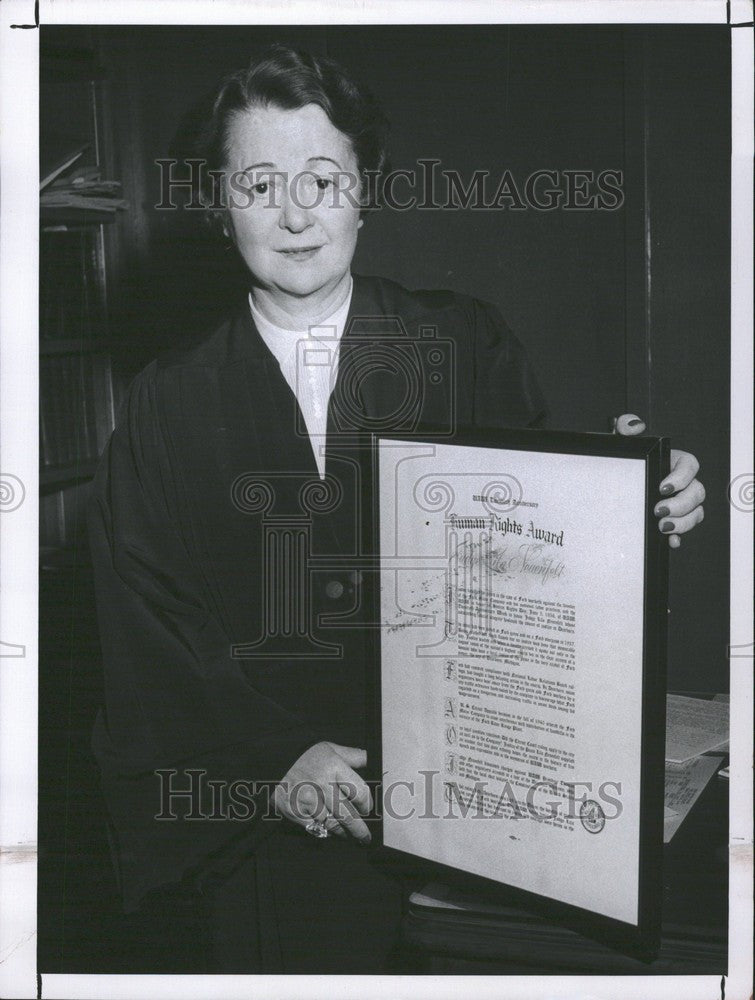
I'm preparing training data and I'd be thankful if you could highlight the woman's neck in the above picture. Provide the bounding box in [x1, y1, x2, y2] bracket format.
[249, 272, 352, 331]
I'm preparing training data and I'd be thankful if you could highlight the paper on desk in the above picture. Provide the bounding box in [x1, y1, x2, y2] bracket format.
[710, 693, 730, 750]
[664, 755, 721, 842]
[409, 882, 517, 916]
[665, 694, 729, 763]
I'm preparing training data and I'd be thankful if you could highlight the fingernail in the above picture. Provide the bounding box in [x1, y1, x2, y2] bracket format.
[628, 418, 643, 427]
[656, 505, 670, 517]
[660, 483, 674, 496]
[660, 520, 675, 533]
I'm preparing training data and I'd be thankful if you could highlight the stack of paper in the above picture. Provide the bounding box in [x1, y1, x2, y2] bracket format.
[663, 694, 729, 843]
[665, 694, 729, 763]
[41, 164, 127, 213]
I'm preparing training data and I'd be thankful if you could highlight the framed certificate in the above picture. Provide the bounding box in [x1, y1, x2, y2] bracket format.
[371, 427, 669, 955]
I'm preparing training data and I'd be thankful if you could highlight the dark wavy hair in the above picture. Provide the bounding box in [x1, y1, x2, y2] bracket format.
[179, 43, 390, 229]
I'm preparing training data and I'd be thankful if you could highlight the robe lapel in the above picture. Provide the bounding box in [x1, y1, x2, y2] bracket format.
[208, 303, 357, 644]
[326, 273, 417, 443]
[221, 305, 319, 483]
[199, 280, 406, 645]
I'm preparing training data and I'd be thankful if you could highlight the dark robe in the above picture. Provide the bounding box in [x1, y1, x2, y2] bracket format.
[88, 272, 546, 967]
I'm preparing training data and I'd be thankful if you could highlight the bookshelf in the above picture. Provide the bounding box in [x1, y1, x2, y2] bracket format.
[39, 35, 124, 552]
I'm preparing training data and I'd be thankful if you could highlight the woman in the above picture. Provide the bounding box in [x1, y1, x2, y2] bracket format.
[89, 44, 705, 973]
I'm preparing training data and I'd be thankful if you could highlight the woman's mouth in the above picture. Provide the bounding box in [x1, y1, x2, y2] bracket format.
[277, 247, 323, 261]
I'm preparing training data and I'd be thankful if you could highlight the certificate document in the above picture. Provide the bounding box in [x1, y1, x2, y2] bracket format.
[375, 429, 668, 944]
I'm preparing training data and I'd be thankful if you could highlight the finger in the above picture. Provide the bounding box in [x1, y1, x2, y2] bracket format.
[658, 506, 704, 537]
[328, 743, 367, 770]
[279, 778, 328, 826]
[297, 802, 348, 840]
[273, 779, 304, 823]
[324, 784, 371, 844]
[321, 813, 347, 839]
[275, 781, 347, 838]
[660, 449, 700, 496]
[654, 479, 705, 519]
[295, 785, 349, 839]
[614, 413, 646, 436]
[334, 769, 373, 816]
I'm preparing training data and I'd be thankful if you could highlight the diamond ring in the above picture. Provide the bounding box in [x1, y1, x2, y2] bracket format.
[304, 819, 330, 839]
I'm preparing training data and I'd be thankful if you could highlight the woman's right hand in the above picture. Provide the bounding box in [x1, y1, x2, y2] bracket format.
[273, 741, 373, 844]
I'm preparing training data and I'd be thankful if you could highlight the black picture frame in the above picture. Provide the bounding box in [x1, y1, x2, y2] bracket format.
[366, 425, 670, 959]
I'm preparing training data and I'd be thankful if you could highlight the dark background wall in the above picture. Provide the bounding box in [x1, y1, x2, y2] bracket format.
[38, 23, 731, 972]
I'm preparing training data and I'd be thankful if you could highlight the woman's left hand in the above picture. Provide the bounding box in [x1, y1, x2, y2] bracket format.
[615, 413, 705, 549]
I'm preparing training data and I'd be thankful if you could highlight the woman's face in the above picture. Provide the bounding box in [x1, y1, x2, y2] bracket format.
[222, 102, 362, 301]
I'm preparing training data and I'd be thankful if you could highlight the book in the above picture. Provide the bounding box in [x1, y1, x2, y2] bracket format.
[40, 229, 106, 340]
[40, 141, 89, 191]
[41, 164, 127, 213]
[39, 351, 114, 469]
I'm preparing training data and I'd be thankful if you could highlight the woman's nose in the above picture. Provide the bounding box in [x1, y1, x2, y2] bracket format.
[278, 186, 313, 233]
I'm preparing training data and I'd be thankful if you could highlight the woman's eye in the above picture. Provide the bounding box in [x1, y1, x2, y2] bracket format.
[315, 177, 333, 190]
[251, 181, 269, 196]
